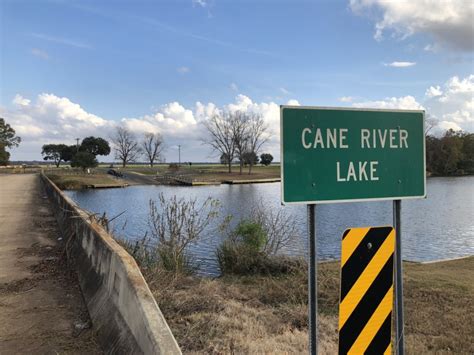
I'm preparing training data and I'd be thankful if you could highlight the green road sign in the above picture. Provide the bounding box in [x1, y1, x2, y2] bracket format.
[280, 106, 426, 204]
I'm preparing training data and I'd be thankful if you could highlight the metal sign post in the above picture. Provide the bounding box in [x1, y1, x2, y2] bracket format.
[308, 204, 317, 355]
[393, 200, 404, 355]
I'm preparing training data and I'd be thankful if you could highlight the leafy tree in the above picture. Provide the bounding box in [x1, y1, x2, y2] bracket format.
[41, 144, 69, 167]
[71, 151, 98, 172]
[459, 132, 474, 173]
[0, 118, 21, 148]
[0, 118, 21, 165]
[79, 136, 111, 157]
[439, 129, 464, 175]
[61, 145, 77, 163]
[242, 151, 259, 166]
[0, 143, 10, 166]
[260, 153, 273, 166]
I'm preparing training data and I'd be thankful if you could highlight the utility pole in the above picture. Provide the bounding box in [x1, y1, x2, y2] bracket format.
[75, 138, 80, 152]
[178, 145, 181, 166]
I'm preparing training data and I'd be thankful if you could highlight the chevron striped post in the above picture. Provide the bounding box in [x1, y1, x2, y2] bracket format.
[338, 226, 395, 354]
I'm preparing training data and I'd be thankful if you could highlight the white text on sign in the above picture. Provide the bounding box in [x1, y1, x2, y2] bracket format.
[301, 127, 409, 183]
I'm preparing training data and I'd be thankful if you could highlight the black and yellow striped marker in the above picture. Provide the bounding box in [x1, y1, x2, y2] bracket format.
[338, 226, 395, 355]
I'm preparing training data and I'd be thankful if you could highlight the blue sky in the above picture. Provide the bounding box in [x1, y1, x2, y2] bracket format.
[1, 0, 473, 162]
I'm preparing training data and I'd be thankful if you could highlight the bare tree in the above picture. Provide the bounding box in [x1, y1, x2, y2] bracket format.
[141, 132, 164, 167]
[251, 204, 299, 255]
[148, 193, 220, 273]
[202, 112, 237, 173]
[232, 112, 250, 175]
[111, 126, 141, 167]
[245, 113, 268, 174]
[425, 114, 439, 136]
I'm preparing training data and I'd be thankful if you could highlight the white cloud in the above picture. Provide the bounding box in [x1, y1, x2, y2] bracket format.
[352, 95, 424, 110]
[230, 83, 239, 91]
[4, 75, 472, 162]
[12, 94, 31, 107]
[425, 85, 443, 98]
[350, 0, 474, 51]
[2, 93, 283, 162]
[31, 48, 49, 60]
[31, 33, 91, 49]
[1, 93, 113, 160]
[424, 44, 438, 52]
[351, 74, 474, 133]
[384, 61, 416, 67]
[177, 66, 190, 74]
[425, 74, 474, 132]
[286, 99, 300, 106]
[192, 0, 207, 7]
[122, 101, 199, 139]
[338, 96, 354, 103]
[438, 121, 462, 131]
[280, 87, 291, 95]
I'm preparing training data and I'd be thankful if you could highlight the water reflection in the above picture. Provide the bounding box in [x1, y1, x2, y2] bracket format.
[66, 176, 474, 275]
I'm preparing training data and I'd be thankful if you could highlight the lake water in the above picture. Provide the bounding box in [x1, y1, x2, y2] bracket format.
[66, 176, 474, 275]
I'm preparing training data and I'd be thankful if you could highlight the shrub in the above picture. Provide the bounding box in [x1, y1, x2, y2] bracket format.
[260, 153, 273, 166]
[217, 206, 300, 275]
[234, 220, 267, 251]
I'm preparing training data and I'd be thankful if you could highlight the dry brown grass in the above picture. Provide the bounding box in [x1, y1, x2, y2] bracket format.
[403, 257, 474, 354]
[144, 263, 339, 354]
[142, 257, 473, 354]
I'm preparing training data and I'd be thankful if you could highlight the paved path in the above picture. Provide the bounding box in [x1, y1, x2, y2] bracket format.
[0, 174, 101, 354]
[119, 170, 160, 185]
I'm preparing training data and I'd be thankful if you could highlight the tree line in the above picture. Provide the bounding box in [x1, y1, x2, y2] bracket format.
[39, 128, 164, 170]
[426, 129, 474, 176]
[38, 109, 271, 174]
[1, 116, 473, 177]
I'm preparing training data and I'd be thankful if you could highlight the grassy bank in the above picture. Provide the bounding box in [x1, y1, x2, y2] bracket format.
[47, 173, 126, 190]
[139, 257, 473, 354]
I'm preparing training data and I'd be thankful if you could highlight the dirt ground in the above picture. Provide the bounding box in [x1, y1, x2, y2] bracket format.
[0, 174, 101, 354]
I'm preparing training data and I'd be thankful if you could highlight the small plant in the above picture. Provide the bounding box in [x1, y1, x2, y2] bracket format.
[119, 234, 158, 270]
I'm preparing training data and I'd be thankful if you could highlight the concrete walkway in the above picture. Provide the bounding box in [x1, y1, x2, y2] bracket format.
[0, 174, 101, 354]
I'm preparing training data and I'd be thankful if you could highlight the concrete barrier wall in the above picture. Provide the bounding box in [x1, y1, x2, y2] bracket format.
[40, 173, 181, 355]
